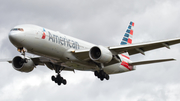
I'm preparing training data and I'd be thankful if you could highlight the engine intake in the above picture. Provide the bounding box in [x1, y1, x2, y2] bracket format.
[12, 56, 35, 73]
[89, 45, 113, 63]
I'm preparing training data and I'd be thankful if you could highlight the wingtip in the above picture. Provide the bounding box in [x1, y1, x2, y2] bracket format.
[170, 58, 176, 61]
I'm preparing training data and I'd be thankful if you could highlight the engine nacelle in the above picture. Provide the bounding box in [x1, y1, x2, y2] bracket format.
[89, 45, 113, 63]
[12, 56, 35, 73]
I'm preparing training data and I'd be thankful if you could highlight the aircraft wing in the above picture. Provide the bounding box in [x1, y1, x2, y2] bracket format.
[69, 49, 90, 61]
[3, 56, 49, 65]
[71, 49, 90, 61]
[30, 57, 75, 71]
[0, 58, 13, 63]
[109, 37, 180, 55]
[4, 56, 74, 71]
[71, 38, 180, 61]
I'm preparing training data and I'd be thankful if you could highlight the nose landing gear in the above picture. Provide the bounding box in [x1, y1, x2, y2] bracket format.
[17, 47, 27, 63]
[17, 47, 26, 55]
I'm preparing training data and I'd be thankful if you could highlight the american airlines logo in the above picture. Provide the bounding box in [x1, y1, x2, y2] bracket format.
[42, 28, 46, 39]
[47, 30, 80, 49]
[41, 28, 79, 49]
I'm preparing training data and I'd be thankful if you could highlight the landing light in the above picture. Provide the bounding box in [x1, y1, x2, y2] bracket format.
[17, 48, 21, 52]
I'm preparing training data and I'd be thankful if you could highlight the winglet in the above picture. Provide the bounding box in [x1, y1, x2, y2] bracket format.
[120, 21, 134, 45]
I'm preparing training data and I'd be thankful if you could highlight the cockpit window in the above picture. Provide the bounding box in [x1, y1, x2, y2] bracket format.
[10, 28, 24, 31]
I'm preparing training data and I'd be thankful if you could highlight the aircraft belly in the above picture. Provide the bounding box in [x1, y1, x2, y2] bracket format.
[62, 61, 98, 71]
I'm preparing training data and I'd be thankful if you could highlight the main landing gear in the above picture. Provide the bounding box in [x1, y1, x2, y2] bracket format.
[51, 65, 67, 86]
[94, 70, 109, 81]
[51, 74, 67, 86]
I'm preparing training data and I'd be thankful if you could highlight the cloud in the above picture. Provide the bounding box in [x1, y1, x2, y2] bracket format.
[0, 0, 180, 101]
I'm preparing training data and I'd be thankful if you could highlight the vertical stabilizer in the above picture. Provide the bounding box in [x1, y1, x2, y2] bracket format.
[120, 21, 134, 45]
[120, 21, 134, 59]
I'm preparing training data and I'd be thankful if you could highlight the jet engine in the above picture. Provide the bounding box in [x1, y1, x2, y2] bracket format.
[12, 56, 35, 73]
[89, 45, 113, 63]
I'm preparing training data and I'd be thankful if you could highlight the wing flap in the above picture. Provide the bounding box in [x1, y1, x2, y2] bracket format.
[129, 58, 175, 66]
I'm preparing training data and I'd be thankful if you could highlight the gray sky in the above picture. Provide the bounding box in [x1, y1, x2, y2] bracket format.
[0, 0, 180, 101]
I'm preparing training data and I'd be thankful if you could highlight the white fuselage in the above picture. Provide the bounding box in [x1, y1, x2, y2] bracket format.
[9, 24, 135, 74]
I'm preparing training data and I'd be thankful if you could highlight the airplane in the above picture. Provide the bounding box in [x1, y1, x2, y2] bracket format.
[7, 21, 180, 86]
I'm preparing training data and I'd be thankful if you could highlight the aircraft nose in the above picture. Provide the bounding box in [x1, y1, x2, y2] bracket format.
[9, 30, 24, 47]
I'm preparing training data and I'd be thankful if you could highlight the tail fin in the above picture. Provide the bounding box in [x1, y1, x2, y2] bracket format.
[120, 21, 134, 45]
[120, 21, 134, 59]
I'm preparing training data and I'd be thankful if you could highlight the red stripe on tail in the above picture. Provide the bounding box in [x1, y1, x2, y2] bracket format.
[130, 30, 133, 35]
[128, 38, 132, 44]
[132, 22, 134, 26]
[121, 54, 130, 59]
[121, 61, 131, 70]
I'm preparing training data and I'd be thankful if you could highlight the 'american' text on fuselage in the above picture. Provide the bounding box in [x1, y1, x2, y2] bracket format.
[48, 31, 79, 49]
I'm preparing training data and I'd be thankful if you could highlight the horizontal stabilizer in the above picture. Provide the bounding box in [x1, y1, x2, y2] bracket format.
[129, 58, 175, 66]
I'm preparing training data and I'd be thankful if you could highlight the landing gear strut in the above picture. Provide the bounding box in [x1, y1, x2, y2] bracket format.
[51, 65, 67, 86]
[17, 47, 26, 55]
[17, 47, 27, 63]
[94, 70, 109, 81]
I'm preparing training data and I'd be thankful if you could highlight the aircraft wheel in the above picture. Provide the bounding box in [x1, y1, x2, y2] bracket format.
[100, 77, 104, 81]
[55, 78, 58, 83]
[58, 81, 61, 86]
[100, 70, 104, 76]
[62, 79, 67, 85]
[97, 73, 101, 78]
[94, 71, 98, 76]
[51, 75, 55, 81]
[105, 74, 109, 80]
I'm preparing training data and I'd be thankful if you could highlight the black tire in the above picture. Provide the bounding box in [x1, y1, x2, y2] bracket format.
[99, 70, 103, 75]
[58, 81, 61, 86]
[55, 78, 58, 83]
[105, 74, 110, 80]
[51, 75, 55, 81]
[97, 74, 101, 78]
[100, 77, 104, 81]
[62, 79, 67, 85]
[94, 71, 98, 76]
[100, 70, 105, 77]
